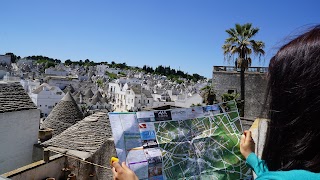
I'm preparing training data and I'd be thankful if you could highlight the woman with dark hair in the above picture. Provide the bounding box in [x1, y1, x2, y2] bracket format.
[240, 25, 320, 179]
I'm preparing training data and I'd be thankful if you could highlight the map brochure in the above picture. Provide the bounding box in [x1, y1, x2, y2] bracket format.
[109, 100, 252, 180]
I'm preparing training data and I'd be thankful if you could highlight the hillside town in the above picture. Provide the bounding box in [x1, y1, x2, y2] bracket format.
[0, 54, 216, 179]
[1, 54, 209, 117]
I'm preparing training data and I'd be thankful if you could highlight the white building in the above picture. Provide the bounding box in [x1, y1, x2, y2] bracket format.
[88, 95, 111, 110]
[133, 72, 145, 79]
[126, 85, 154, 111]
[108, 82, 153, 112]
[0, 82, 40, 174]
[175, 93, 203, 108]
[20, 79, 41, 93]
[0, 55, 11, 66]
[115, 77, 142, 85]
[44, 76, 79, 90]
[29, 83, 65, 117]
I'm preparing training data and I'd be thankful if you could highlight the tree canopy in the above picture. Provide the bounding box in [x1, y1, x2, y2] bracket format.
[222, 23, 265, 69]
[143, 65, 205, 82]
[200, 85, 216, 105]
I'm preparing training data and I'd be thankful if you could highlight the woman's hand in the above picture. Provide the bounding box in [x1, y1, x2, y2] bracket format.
[112, 161, 139, 180]
[240, 130, 255, 159]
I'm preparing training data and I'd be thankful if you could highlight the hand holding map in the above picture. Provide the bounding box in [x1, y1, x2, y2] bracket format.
[109, 100, 252, 180]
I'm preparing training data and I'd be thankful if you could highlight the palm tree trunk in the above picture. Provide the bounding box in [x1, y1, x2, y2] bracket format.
[240, 49, 245, 117]
[240, 67, 245, 117]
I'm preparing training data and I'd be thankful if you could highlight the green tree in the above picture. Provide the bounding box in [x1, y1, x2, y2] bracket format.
[221, 93, 240, 102]
[65, 59, 72, 65]
[222, 23, 265, 116]
[45, 61, 55, 69]
[200, 85, 216, 105]
[105, 71, 118, 80]
[96, 79, 104, 88]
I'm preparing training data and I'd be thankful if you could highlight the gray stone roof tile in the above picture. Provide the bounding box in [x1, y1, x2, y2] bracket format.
[41, 92, 83, 136]
[63, 84, 75, 94]
[94, 91, 102, 98]
[84, 88, 94, 98]
[41, 112, 112, 154]
[142, 89, 153, 98]
[90, 95, 101, 105]
[0, 82, 37, 113]
[31, 83, 55, 94]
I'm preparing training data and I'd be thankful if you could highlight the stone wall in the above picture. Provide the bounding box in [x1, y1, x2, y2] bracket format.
[4, 139, 117, 180]
[212, 71, 268, 119]
[92, 138, 116, 180]
[2, 154, 65, 180]
[66, 138, 116, 180]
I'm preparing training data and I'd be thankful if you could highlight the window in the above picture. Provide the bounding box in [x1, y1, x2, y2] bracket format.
[148, 100, 150, 103]
[56, 92, 62, 95]
[139, 100, 141, 103]
[40, 105, 42, 107]
[45, 105, 47, 107]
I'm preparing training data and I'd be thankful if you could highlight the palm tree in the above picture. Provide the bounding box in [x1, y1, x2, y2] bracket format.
[200, 85, 216, 105]
[222, 23, 265, 117]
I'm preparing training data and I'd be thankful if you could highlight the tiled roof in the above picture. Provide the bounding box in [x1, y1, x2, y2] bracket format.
[142, 89, 153, 98]
[0, 82, 37, 113]
[101, 96, 108, 103]
[31, 83, 55, 94]
[74, 91, 83, 97]
[84, 88, 94, 98]
[41, 112, 112, 154]
[40, 92, 83, 136]
[63, 84, 75, 94]
[130, 85, 141, 95]
[90, 95, 101, 105]
[94, 91, 102, 98]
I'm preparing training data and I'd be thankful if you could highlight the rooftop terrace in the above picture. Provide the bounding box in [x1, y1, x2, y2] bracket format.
[213, 66, 268, 73]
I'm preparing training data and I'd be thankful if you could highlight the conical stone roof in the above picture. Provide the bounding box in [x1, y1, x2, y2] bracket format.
[41, 92, 83, 137]
[74, 91, 83, 97]
[84, 88, 94, 98]
[101, 96, 108, 104]
[90, 95, 101, 105]
[95, 91, 102, 98]
[63, 84, 75, 94]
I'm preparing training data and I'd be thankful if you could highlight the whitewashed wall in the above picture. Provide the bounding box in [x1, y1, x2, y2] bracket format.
[0, 109, 40, 174]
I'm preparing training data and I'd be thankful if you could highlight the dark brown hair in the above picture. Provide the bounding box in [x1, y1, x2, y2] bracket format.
[262, 25, 320, 172]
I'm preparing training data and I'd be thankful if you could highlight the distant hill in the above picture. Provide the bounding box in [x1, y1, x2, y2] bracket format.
[6, 52, 206, 82]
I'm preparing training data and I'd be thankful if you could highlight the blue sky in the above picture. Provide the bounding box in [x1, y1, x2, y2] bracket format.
[0, 0, 319, 78]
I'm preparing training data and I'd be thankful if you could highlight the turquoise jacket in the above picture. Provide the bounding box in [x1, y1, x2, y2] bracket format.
[246, 152, 320, 180]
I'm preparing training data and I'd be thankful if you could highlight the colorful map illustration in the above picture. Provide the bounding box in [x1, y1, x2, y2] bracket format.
[109, 100, 252, 180]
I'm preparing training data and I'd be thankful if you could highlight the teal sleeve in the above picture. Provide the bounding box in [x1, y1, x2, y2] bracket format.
[246, 152, 269, 176]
